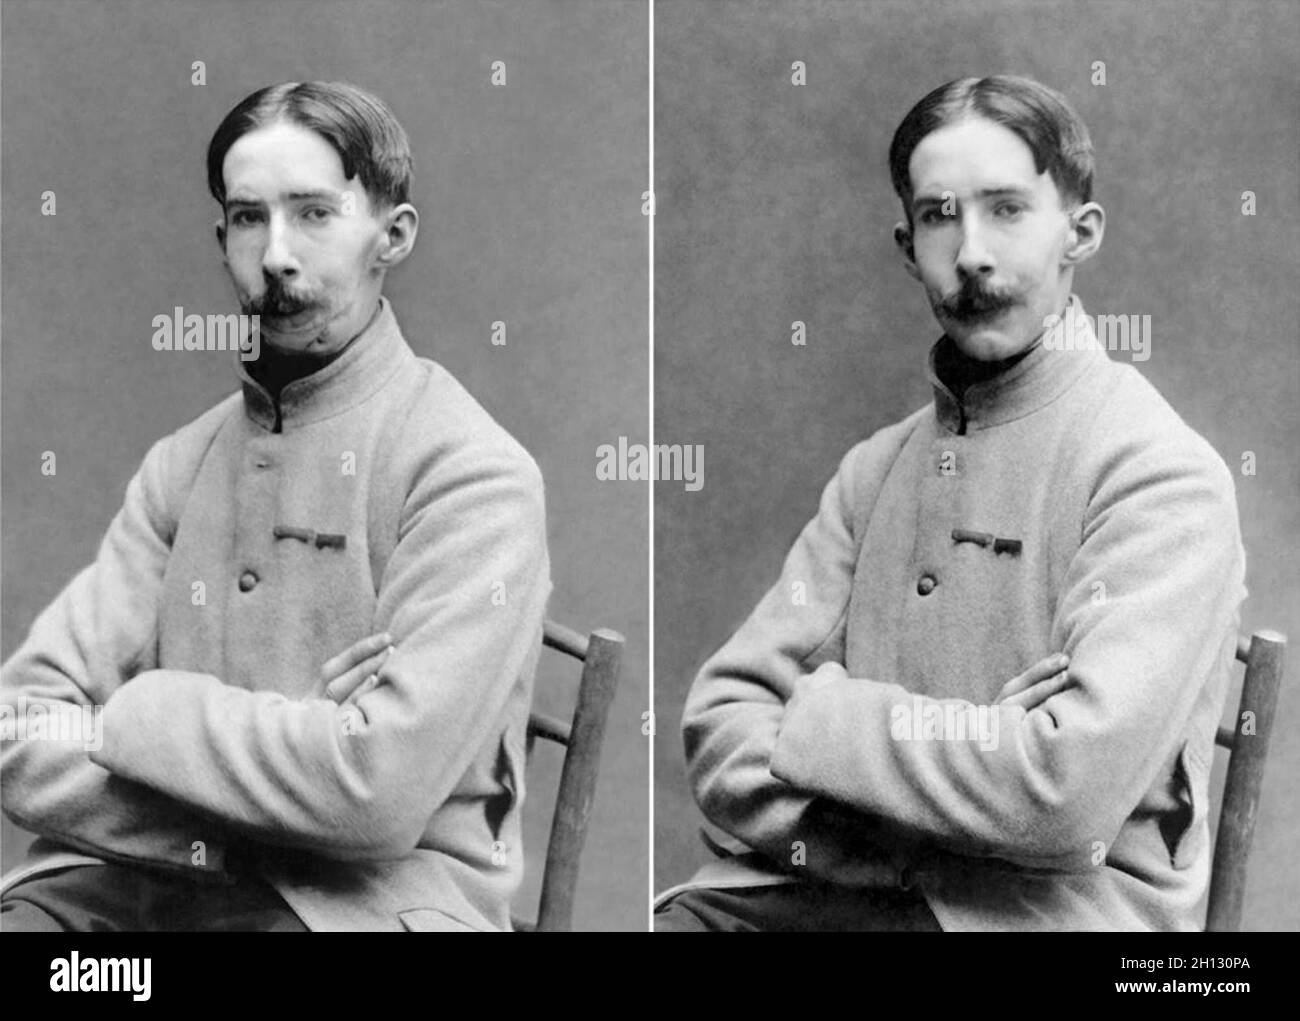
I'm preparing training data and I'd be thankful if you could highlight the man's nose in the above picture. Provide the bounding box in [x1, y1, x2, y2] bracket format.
[261, 215, 299, 278]
[955, 217, 996, 278]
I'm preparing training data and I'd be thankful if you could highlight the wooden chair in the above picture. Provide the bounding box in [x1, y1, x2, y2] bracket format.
[512, 620, 624, 932]
[1205, 629, 1286, 932]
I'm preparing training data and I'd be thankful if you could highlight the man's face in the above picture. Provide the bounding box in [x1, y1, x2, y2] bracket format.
[899, 116, 1077, 362]
[218, 121, 391, 356]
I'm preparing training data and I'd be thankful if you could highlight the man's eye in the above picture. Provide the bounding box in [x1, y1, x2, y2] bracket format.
[919, 209, 951, 225]
[229, 210, 264, 227]
[994, 203, 1024, 219]
[303, 207, 332, 223]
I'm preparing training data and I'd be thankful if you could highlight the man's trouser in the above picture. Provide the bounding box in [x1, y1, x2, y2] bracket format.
[654, 880, 943, 932]
[0, 864, 308, 932]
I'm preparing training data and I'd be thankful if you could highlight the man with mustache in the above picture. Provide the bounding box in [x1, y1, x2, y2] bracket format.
[1, 82, 551, 931]
[656, 75, 1246, 931]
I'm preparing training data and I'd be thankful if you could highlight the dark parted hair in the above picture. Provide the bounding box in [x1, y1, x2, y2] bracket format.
[207, 81, 413, 211]
[888, 75, 1094, 222]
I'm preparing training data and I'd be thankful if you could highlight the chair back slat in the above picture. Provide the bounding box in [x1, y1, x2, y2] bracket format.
[527, 711, 572, 747]
[1206, 629, 1286, 932]
[1235, 633, 1253, 664]
[543, 621, 590, 660]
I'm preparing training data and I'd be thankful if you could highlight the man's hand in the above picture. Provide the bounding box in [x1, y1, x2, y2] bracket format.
[797, 656, 1072, 711]
[995, 652, 1071, 711]
[322, 632, 395, 704]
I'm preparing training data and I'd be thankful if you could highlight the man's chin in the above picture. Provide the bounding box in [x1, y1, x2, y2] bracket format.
[258, 312, 328, 350]
[943, 313, 1034, 362]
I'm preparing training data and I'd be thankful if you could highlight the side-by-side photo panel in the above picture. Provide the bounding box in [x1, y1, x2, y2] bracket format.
[653, 0, 1297, 933]
[1, 0, 648, 934]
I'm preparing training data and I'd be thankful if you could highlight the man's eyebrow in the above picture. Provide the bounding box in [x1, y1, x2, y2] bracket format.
[225, 189, 344, 206]
[911, 193, 947, 211]
[974, 186, 1034, 201]
[284, 189, 345, 203]
[912, 186, 1035, 212]
[915, 184, 1034, 213]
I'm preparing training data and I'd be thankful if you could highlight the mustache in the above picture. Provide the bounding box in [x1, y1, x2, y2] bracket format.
[243, 277, 317, 318]
[937, 279, 1020, 321]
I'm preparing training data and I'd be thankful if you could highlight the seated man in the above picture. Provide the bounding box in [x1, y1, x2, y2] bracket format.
[0, 81, 551, 932]
[656, 75, 1246, 932]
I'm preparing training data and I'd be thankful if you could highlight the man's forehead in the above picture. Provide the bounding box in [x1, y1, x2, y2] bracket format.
[908, 116, 1046, 196]
[222, 122, 352, 197]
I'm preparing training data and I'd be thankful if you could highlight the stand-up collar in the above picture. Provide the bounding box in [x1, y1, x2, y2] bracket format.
[235, 296, 414, 432]
[926, 294, 1108, 435]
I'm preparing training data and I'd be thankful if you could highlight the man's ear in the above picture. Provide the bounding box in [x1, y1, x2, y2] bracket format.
[1062, 201, 1104, 267]
[374, 203, 419, 269]
[893, 222, 921, 281]
[214, 217, 227, 254]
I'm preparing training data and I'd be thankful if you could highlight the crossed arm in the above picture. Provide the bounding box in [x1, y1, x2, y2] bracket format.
[684, 430, 1245, 880]
[1, 431, 551, 872]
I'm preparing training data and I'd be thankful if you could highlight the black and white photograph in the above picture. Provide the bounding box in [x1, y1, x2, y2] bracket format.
[1, 0, 648, 937]
[653, 0, 1297, 937]
[0, 0, 1296, 994]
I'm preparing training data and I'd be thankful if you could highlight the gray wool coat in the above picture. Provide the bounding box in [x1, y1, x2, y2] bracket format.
[1, 298, 552, 931]
[671, 296, 1247, 932]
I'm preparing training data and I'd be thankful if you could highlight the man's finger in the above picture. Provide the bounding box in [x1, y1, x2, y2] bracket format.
[996, 653, 1068, 703]
[319, 632, 392, 683]
[325, 646, 393, 703]
[342, 672, 383, 706]
[1001, 669, 1073, 711]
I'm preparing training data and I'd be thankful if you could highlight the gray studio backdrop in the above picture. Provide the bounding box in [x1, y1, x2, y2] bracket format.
[653, 0, 1299, 930]
[1, 0, 648, 931]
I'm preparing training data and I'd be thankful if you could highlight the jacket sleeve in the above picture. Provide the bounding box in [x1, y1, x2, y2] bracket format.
[1, 435, 235, 878]
[88, 439, 552, 862]
[768, 429, 1247, 871]
[683, 437, 915, 886]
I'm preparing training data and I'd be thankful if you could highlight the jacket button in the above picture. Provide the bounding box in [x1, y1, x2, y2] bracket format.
[916, 574, 937, 596]
[238, 570, 259, 592]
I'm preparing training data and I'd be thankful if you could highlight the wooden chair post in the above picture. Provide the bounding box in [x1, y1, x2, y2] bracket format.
[521, 622, 624, 933]
[1206, 629, 1286, 932]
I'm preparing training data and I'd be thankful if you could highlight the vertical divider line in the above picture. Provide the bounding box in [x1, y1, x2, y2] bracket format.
[646, 0, 656, 933]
